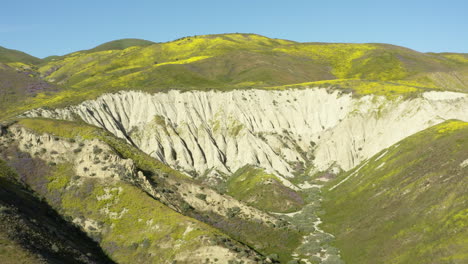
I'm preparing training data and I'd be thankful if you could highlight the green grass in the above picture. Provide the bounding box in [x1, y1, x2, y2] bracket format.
[17, 118, 189, 179]
[227, 165, 304, 213]
[0, 64, 58, 119]
[39, 35, 462, 93]
[2, 33, 467, 121]
[0, 232, 44, 264]
[0, 159, 117, 264]
[2, 123, 256, 263]
[0, 160, 18, 180]
[265, 79, 429, 99]
[0, 46, 41, 65]
[321, 120, 468, 264]
[47, 163, 72, 191]
[84, 38, 155, 53]
[59, 177, 225, 263]
[16, 117, 304, 261]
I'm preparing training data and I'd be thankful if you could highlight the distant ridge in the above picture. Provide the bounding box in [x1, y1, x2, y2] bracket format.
[0, 46, 41, 65]
[85, 38, 155, 53]
[2, 33, 468, 119]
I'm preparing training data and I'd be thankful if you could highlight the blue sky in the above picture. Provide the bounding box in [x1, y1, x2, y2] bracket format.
[1, 0, 467, 58]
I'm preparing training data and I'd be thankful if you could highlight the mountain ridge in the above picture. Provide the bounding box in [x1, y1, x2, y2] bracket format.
[2, 33, 468, 121]
[0, 32, 467, 264]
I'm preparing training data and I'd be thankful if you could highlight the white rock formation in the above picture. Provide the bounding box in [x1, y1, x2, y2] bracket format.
[24, 88, 468, 181]
[5, 126, 135, 180]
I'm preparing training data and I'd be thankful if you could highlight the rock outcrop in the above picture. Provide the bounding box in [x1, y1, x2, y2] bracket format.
[24, 88, 468, 181]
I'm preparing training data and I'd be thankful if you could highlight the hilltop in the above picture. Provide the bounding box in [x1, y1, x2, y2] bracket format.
[0, 46, 41, 65]
[1, 33, 468, 120]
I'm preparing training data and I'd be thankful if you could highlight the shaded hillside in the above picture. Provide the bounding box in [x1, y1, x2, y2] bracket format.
[322, 120, 468, 264]
[0, 160, 115, 264]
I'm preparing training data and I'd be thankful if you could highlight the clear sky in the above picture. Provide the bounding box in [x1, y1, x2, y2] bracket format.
[1, 0, 467, 58]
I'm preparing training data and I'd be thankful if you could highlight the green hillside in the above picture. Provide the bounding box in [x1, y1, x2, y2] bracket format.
[1, 33, 468, 120]
[85, 38, 156, 53]
[2, 118, 303, 263]
[0, 34, 467, 263]
[0, 160, 115, 264]
[35, 33, 468, 94]
[322, 120, 468, 264]
[0, 46, 41, 65]
[226, 166, 305, 213]
[0, 64, 58, 117]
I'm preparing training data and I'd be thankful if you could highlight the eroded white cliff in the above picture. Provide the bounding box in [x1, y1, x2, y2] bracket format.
[24, 88, 468, 182]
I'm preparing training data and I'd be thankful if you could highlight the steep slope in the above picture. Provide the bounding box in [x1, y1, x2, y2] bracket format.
[0, 63, 58, 115]
[0, 118, 307, 263]
[24, 89, 468, 184]
[0, 160, 115, 264]
[322, 120, 468, 263]
[226, 166, 304, 213]
[0, 121, 272, 263]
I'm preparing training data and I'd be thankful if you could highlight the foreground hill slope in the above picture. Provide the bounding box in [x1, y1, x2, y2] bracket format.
[0, 118, 307, 263]
[0, 160, 115, 264]
[322, 120, 468, 264]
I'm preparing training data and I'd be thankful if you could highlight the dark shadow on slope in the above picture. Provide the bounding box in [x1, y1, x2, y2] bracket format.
[0, 160, 115, 264]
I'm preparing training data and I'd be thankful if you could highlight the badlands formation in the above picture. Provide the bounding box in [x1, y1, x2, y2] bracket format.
[25, 88, 468, 184]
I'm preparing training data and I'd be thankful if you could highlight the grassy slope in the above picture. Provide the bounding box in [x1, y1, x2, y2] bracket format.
[37, 34, 468, 93]
[85, 38, 155, 53]
[321, 120, 468, 264]
[227, 165, 304, 213]
[0, 161, 46, 264]
[0, 159, 115, 264]
[2, 33, 468, 120]
[13, 118, 303, 262]
[0, 64, 57, 116]
[0, 46, 41, 65]
[0, 121, 260, 263]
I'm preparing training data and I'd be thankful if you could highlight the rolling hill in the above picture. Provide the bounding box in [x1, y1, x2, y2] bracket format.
[0, 33, 467, 263]
[322, 120, 468, 263]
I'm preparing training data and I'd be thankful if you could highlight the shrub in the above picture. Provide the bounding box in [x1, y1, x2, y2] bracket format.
[180, 201, 193, 213]
[93, 146, 103, 155]
[227, 207, 241, 218]
[195, 193, 207, 201]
